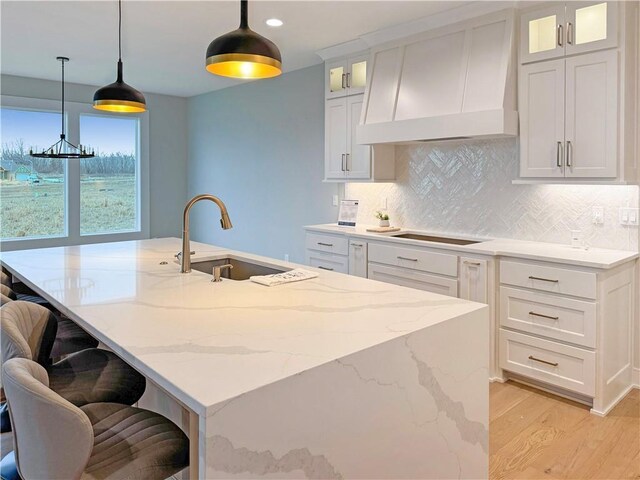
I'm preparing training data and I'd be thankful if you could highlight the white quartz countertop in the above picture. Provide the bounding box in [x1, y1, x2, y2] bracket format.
[1, 238, 486, 417]
[305, 224, 638, 269]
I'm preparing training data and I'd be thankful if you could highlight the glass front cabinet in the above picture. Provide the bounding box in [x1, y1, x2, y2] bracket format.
[520, 2, 617, 64]
[325, 54, 368, 99]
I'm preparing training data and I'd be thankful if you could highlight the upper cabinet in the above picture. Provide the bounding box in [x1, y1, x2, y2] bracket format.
[518, 1, 638, 184]
[520, 2, 618, 64]
[326, 55, 369, 99]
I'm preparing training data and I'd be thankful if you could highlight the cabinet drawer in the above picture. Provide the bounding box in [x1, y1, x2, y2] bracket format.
[368, 242, 458, 277]
[368, 263, 458, 297]
[306, 250, 348, 274]
[500, 329, 595, 397]
[305, 232, 349, 256]
[500, 287, 596, 348]
[500, 260, 596, 299]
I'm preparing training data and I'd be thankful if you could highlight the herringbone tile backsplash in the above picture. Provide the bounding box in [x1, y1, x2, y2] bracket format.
[345, 138, 639, 251]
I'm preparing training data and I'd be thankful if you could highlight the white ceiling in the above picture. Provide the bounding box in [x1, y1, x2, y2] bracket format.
[1, 1, 471, 97]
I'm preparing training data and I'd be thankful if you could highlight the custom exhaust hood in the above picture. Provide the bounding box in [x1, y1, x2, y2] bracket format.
[357, 10, 518, 145]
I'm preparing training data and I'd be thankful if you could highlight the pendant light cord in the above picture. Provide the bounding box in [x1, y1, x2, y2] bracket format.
[60, 58, 65, 138]
[118, 0, 122, 61]
[240, 0, 248, 28]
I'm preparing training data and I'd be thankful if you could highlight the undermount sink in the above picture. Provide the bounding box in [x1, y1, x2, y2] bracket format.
[391, 233, 483, 246]
[190, 258, 288, 281]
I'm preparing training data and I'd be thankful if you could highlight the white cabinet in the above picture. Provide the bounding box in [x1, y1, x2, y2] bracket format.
[498, 257, 635, 415]
[325, 95, 395, 182]
[520, 2, 618, 64]
[368, 263, 458, 297]
[519, 59, 566, 178]
[564, 50, 618, 178]
[325, 54, 368, 99]
[459, 257, 488, 304]
[517, 1, 637, 184]
[348, 241, 367, 278]
[519, 50, 618, 179]
[306, 250, 348, 274]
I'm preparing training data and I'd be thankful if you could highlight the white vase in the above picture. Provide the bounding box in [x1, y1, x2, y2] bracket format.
[379, 219, 390, 227]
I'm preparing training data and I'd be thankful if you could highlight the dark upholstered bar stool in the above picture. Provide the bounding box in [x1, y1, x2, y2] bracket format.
[2, 358, 189, 480]
[1, 302, 146, 430]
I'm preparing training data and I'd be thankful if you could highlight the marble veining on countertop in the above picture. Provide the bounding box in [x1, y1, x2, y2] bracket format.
[305, 224, 638, 269]
[0, 238, 486, 417]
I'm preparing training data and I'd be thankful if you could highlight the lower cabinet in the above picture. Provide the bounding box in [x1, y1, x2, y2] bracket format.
[367, 263, 458, 297]
[348, 241, 367, 278]
[459, 257, 488, 303]
[306, 250, 348, 274]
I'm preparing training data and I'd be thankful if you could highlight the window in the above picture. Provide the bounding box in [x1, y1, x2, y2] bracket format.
[0, 108, 66, 239]
[80, 115, 139, 235]
[0, 96, 148, 250]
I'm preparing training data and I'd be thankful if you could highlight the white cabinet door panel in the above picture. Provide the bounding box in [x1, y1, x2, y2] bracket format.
[306, 251, 348, 274]
[520, 4, 566, 64]
[346, 95, 371, 179]
[459, 257, 488, 304]
[565, 50, 618, 178]
[368, 263, 458, 297]
[519, 59, 566, 178]
[325, 98, 347, 180]
[348, 241, 368, 278]
[565, 1, 618, 56]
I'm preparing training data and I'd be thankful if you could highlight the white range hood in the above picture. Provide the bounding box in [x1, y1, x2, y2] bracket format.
[357, 9, 518, 145]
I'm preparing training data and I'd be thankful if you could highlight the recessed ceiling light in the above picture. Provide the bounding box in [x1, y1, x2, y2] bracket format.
[266, 18, 283, 27]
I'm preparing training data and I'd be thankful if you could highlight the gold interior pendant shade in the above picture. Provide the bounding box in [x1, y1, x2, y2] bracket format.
[205, 0, 282, 79]
[93, 0, 146, 113]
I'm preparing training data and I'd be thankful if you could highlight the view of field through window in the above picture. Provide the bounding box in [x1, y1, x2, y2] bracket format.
[80, 115, 138, 235]
[0, 108, 66, 239]
[0, 107, 139, 240]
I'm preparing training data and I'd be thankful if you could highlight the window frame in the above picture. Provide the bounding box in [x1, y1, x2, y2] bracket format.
[0, 95, 150, 251]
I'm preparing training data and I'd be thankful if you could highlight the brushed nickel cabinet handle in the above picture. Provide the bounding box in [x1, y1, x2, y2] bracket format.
[464, 261, 481, 266]
[528, 276, 559, 283]
[346, 72, 351, 88]
[341, 153, 346, 171]
[317, 242, 334, 247]
[350, 243, 364, 248]
[397, 256, 418, 262]
[557, 24, 563, 47]
[345, 153, 350, 171]
[341, 73, 346, 89]
[566, 141, 572, 167]
[529, 311, 560, 321]
[567, 22, 573, 44]
[557, 141, 563, 168]
[528, 355, 559, 367]
[318, 266, 334, 271]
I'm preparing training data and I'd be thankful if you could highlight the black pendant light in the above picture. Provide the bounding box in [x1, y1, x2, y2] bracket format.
[93, 0, 146, 113]
[206, 0, 282, 79]
[30, 57, 95, 159]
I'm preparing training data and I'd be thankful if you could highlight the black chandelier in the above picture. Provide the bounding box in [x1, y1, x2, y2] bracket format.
[30, 57, 95, 159]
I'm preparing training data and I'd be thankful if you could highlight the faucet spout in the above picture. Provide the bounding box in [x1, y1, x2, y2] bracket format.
[181, 194, 233, 273]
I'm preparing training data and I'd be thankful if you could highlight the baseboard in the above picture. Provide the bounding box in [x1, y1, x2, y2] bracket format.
[591, 384, 635, 416]
[633, 367, 640, 388]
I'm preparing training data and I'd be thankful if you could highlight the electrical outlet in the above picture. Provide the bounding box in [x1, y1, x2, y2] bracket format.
[380, 197, 388, 210]
[592, 206, 604, 225]
[332, 195, 339, 207]
[284, 254, 289, 262]
[619, 208, 639, 226]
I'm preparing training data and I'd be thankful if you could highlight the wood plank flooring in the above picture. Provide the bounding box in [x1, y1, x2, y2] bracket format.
[490, 381, 640, 480]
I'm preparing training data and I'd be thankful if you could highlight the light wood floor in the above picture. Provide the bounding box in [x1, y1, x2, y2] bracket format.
[490, 381, 640, 480]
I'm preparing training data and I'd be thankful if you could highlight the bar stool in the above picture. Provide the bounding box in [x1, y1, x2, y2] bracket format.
[1, 301, 145, 419]
[0, 285, 99, 359]
[2, 358, 189, 480]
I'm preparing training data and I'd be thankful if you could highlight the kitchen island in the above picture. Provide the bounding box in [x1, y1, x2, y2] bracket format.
[1, 238, 489, 479]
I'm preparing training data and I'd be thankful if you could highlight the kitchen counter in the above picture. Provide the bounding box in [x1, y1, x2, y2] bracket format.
[1, 237, 490, 479]
[305, 224, 638, 269]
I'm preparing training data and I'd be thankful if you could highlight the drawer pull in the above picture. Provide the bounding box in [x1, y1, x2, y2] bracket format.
[317, 242, 334, 247]
[528, 355, 559, 367]
[528, 276, 559, 283]
[529, 311, 559, 321]
[464, 261, 481, 266]
[397, 256, 418, 262]
[350, 243, 364, 248]
[317, 266, 334, 271]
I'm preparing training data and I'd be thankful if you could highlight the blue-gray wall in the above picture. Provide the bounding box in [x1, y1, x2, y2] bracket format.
[187, 64, 339, 263]
[1, 74, 188, 238]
